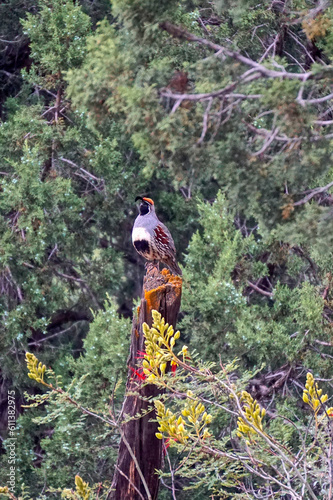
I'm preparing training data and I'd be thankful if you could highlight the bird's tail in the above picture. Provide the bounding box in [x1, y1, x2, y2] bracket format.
[166, 258, 182, 276]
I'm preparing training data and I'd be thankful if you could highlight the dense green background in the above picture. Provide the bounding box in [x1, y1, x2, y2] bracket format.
[1, 0, 333, 497]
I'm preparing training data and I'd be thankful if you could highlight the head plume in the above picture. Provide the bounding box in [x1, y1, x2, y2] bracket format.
[143, 197, 154, 205]
[135, 196, 154, 205]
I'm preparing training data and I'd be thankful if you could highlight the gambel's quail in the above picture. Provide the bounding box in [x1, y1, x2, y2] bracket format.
[132, 196, 182, 276]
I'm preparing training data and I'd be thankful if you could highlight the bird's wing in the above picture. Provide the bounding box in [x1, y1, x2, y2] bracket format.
[157, 222, 176, 255]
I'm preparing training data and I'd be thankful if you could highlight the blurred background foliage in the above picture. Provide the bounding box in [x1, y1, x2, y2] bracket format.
[1, 0, 333, 497]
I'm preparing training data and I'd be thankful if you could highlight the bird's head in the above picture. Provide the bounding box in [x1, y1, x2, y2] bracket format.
[135, 196, 155, 216]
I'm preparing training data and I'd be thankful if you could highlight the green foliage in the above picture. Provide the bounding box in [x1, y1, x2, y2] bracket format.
[67, 0, 333, 245]
[2, 296, 130, 496]
[73, 294, 130, 406]
[181, 194, 332, 377]
[22, 0, 91, 84]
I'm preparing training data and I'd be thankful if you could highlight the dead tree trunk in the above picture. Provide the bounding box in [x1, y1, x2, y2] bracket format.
[110, 268, 182, 500]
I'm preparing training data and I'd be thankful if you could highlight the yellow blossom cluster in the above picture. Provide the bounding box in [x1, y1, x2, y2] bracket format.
[61, 475, 91, 500]
[303, 372, 333, 418]
[74, 475, 91, 500]
[155, 391, 212, 445]
[142, 310, 181, 381]
[237, 391, 266, 442]
[26, 352, 46, 384]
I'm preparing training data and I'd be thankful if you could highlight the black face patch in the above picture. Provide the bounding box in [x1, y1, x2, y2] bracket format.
[139, 202, 150, 215]
[134, 239, 150, 254]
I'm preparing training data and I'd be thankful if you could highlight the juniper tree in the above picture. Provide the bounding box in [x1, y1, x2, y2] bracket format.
[0, 0, 142, 493]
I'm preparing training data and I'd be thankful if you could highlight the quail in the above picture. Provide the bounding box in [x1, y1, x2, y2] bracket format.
[132, 196, 182, 276]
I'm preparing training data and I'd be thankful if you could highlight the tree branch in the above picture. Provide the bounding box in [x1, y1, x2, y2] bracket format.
[159, 21, 315, 82]
[247, 280, 273, 298]
[293, 181, 333, 206]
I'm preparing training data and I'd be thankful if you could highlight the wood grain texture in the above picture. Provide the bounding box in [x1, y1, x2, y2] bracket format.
[110, 268, 182, 500]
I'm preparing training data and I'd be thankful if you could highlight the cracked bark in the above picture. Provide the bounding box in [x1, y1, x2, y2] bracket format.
[110, 268, 182, 500]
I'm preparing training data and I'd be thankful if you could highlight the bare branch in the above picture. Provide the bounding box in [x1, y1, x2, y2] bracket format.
[161, 82, 262, 103]
[314, 120, 333, 126]
[170, 100, 182, 114]
[298, 92, 333, 107]
[259, 33, 280, 63]
[164, 445, 177, 500]
[59, 157, 105, 192]
[245, 121, 333, 145]
[0, 38, 22, 44]
[252, 127, 280, 156]
[114, 466, 145, 500]
[293, 181, 333, 206]
[48, 243, 58, 261]
[160, 21, 315, 82]
[313, 339, 333, 347]
[287, 30, 316, 66]
[28, 324, 77, 346]
[247, 280, 273, 298]
[197, 98, 213, 144]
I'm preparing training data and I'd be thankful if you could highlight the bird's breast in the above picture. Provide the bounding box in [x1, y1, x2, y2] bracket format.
[132, 226, 155, 260]
[132, 226, 151, 243]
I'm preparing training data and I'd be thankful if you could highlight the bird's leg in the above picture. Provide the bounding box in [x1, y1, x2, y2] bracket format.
[145, 261, 156, 275]
[145, 260, 160, 276]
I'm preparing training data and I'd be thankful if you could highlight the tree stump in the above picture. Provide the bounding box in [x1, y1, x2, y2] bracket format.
[110, 268, 182, 500]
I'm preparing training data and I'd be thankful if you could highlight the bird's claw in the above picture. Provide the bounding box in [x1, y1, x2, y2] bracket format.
[145, 261, 160, 274]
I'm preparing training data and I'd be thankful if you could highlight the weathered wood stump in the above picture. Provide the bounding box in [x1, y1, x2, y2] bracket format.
[110, 268, 182, 500]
